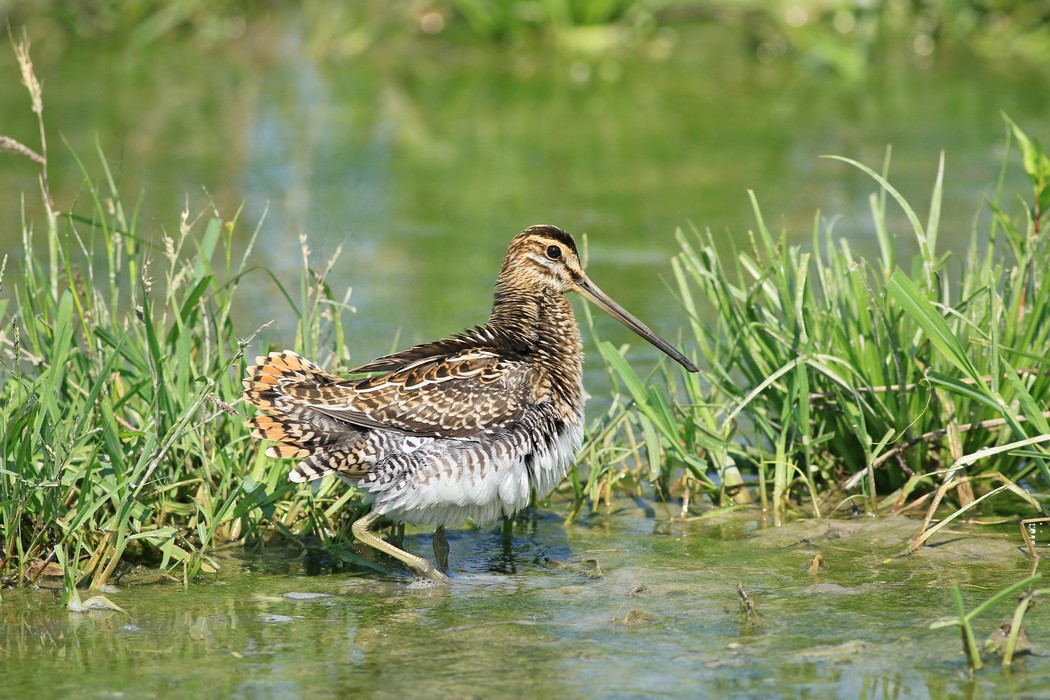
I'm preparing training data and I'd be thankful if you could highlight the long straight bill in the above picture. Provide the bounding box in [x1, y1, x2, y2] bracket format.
[577, 277, 698, 373]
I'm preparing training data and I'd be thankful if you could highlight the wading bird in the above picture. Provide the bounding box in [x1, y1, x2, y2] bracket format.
[243, 225, 697, 581]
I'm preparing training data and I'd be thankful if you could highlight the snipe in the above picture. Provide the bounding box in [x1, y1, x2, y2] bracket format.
[243, 225, 696, 581]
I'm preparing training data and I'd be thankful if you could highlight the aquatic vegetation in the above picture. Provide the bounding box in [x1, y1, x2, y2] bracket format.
[593, 116, 1050, 526]
[0, 156, 360, 589]
[0, 38, 360, 589]
[931, 574, 1047, 671]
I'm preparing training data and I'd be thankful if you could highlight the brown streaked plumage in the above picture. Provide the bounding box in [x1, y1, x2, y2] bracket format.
[243, 225, 697, 582]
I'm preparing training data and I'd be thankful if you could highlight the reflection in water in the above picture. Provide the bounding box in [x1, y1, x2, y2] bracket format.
[1, 507, 1048, 697]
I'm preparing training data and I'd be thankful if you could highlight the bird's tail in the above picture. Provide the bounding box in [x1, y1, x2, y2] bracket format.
[243, 351, 357, 481]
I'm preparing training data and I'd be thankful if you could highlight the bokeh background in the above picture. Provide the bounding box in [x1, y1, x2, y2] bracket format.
[2, 1, 1048, 363]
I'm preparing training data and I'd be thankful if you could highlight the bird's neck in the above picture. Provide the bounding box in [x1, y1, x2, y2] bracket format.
[488, 282, 585, 412]
[488, 283, 576, 345]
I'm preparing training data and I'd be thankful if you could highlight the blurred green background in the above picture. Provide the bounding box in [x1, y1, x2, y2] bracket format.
[2, 0, 1048, 363]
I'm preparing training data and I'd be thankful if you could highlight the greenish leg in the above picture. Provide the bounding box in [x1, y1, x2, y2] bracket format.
[433, 526, 449, 574]
[352, 511, 448, 583]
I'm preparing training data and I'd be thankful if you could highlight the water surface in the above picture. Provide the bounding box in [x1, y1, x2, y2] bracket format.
[2, 504, 1046, 698]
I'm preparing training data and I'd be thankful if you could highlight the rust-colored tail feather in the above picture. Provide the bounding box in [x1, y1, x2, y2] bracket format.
[243, 351, 362, 482]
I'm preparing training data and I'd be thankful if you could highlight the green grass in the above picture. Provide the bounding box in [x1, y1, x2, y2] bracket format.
[930, 574, 1047, 670]
[593, 115, 1050, 526]
[0, 37, 376, 591]
[2, 38, 1048, 595]
[0, 147, 377, 589]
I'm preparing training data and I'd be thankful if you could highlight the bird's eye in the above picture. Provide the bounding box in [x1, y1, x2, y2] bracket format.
[546, 245, 562, 260]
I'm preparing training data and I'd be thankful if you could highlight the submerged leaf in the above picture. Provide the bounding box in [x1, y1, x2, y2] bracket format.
[68, 595, 127, 613]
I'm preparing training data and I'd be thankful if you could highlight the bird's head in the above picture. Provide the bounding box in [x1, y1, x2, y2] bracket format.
[498, 225, 697, 373]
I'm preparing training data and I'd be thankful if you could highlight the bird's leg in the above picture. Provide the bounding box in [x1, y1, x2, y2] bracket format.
[433, 526, 449, 574]
[352, 511, 448, 583]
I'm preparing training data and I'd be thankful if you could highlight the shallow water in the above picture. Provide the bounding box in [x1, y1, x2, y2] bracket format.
[3, 503, 1047, 699]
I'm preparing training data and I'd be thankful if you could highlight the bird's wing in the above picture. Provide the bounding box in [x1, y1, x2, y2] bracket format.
[276, 347, 540, 438]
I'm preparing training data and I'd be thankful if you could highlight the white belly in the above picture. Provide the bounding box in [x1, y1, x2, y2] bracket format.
[355, 419, 584, 528]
